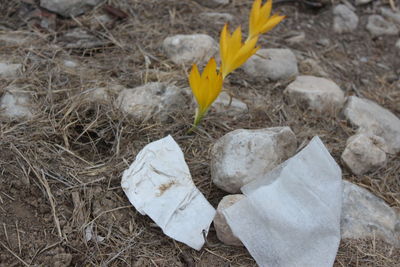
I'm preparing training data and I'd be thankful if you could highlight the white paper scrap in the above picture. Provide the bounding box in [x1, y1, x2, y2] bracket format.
[223, 136, 342, 267]
[121, 135, 216, 250]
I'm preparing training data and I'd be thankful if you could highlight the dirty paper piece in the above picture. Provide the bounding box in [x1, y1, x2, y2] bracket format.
[223, 136, 342, 267]
[121, 135, 216, 250]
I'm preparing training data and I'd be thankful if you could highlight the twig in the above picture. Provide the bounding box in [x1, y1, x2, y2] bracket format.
[37, 170, 62, 238]
[0, 241, 30, 267]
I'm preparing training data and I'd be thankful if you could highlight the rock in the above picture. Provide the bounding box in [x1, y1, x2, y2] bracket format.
[317, 38, 330, 47]
[115, 82, 187, 122]
[214, 194, 245, 246]
[242, 49, 298, 81]
[284, 31, 306, 45]
[163, 34, 218, 65]
[343, 96, 400, 154]
[211, 127, 297, 193]
[284, 75, 345, 113]
[396, 39, 400, 50]
[63, 60, 79, 68]
[299, 58, 329, 77]
[341, 133, 387, 175]
[355, 0, 374, 5]
[341, 180, 400, 247]
[58, 29, 108, 49]
[380, 7, 400, 24]
[83, 85, 125, 102]
[366, 15, 399, 37]
[333, 5, 359, 33]
[0, 62, 21, 79]
[40, 0, 103, 17]
[199, 12, 234, 25]
[0, 85, 34, 119]
[212, 92, 248, 115]
[0, 32, 33, 46]
[193, 0, 229, 8]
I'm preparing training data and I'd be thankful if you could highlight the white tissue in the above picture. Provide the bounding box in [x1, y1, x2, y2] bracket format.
[121, 135, 216, 250]
[223, 136, 342, 267]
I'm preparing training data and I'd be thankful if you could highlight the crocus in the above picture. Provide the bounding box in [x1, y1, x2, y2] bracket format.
[248, 0, 285, 41]
[189, 57, 223, 128]
[220, 24, 260, 78]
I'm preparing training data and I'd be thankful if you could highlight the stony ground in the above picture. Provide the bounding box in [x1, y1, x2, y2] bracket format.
[0, 0, 399, 266]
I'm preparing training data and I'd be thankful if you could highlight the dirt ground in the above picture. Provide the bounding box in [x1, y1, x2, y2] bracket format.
[1, 0, 399, 266]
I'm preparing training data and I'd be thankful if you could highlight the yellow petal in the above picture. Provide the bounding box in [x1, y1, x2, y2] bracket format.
[230, 26, 243, 55]
[260, 14, 285, 34]
[220, 24, 229, 63]
[260, 0, 272, 21]
[249, 0, 261, 38]
[189, 64, 201, 101]
[231, 36, 259, 72]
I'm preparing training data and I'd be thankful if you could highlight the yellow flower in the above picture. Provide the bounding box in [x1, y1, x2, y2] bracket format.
[248, 0, 285, 41]
[189, 57, 223, 127]
[220, 24, 260, 78]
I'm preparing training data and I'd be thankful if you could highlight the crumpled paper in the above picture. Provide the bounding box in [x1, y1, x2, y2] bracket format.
[223, 136, 342, 267]
[121, 135, 216, 250]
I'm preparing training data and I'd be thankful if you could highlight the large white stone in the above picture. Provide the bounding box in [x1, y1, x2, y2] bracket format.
[366, 15, 399, 37]
[121, 135, 216, 250]
[284, 75, 345, 113]
[214, 194, 245, 246]
[193, 0, 229, 8]
[333, 5, 359, 33]
[341, 180, 400, 247]
[0, 62, 21, 79]
[343, 96, 400, 154]
[224, 137, 342, 267]
[211, 127, 297, 193]
[115, 82, 187, 122]
[40, 0, 103, 17]
[163, 34, 218, 65]
[341, 133, 387, 175]
[0, 85, 33, 119]
[242, 48, 298, 81]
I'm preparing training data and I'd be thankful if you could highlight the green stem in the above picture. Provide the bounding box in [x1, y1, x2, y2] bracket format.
[187, 108, 205, 134]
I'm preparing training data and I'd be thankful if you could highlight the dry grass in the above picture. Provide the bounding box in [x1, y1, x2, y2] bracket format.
[0, 0, 399, 266]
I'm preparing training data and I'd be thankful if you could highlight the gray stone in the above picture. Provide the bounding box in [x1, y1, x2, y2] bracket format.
[285, 31, 306, 44]
[333, 5, 359, 33]
[0, 85, 33, 119]
[199, 12, 234, 25]
[193, 0, 229, 8]
[355, 0, 374, 5]
[341, 133, 387, 175]
[299, 58, 329, 77]
[212, 92, 248, 115]
[40, 0, 103, 17]
[343, 96, 400, 154]
[0, 62, 21, 79]
[0, 32, 33, 46]
[211, 127, 297, 193]
[214, 194, 245, 246]
[396, 39, 400, 50]
[284, 75, 345, 113]
[341, 180, 400, 247]
[59, 29, 108, 49]
[242, 48, 298, 81]
[380, 7, 400, 24]
[366, 15, 399, 37]
[163, 34, 218, 65]
[115, 82, 187, 122]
